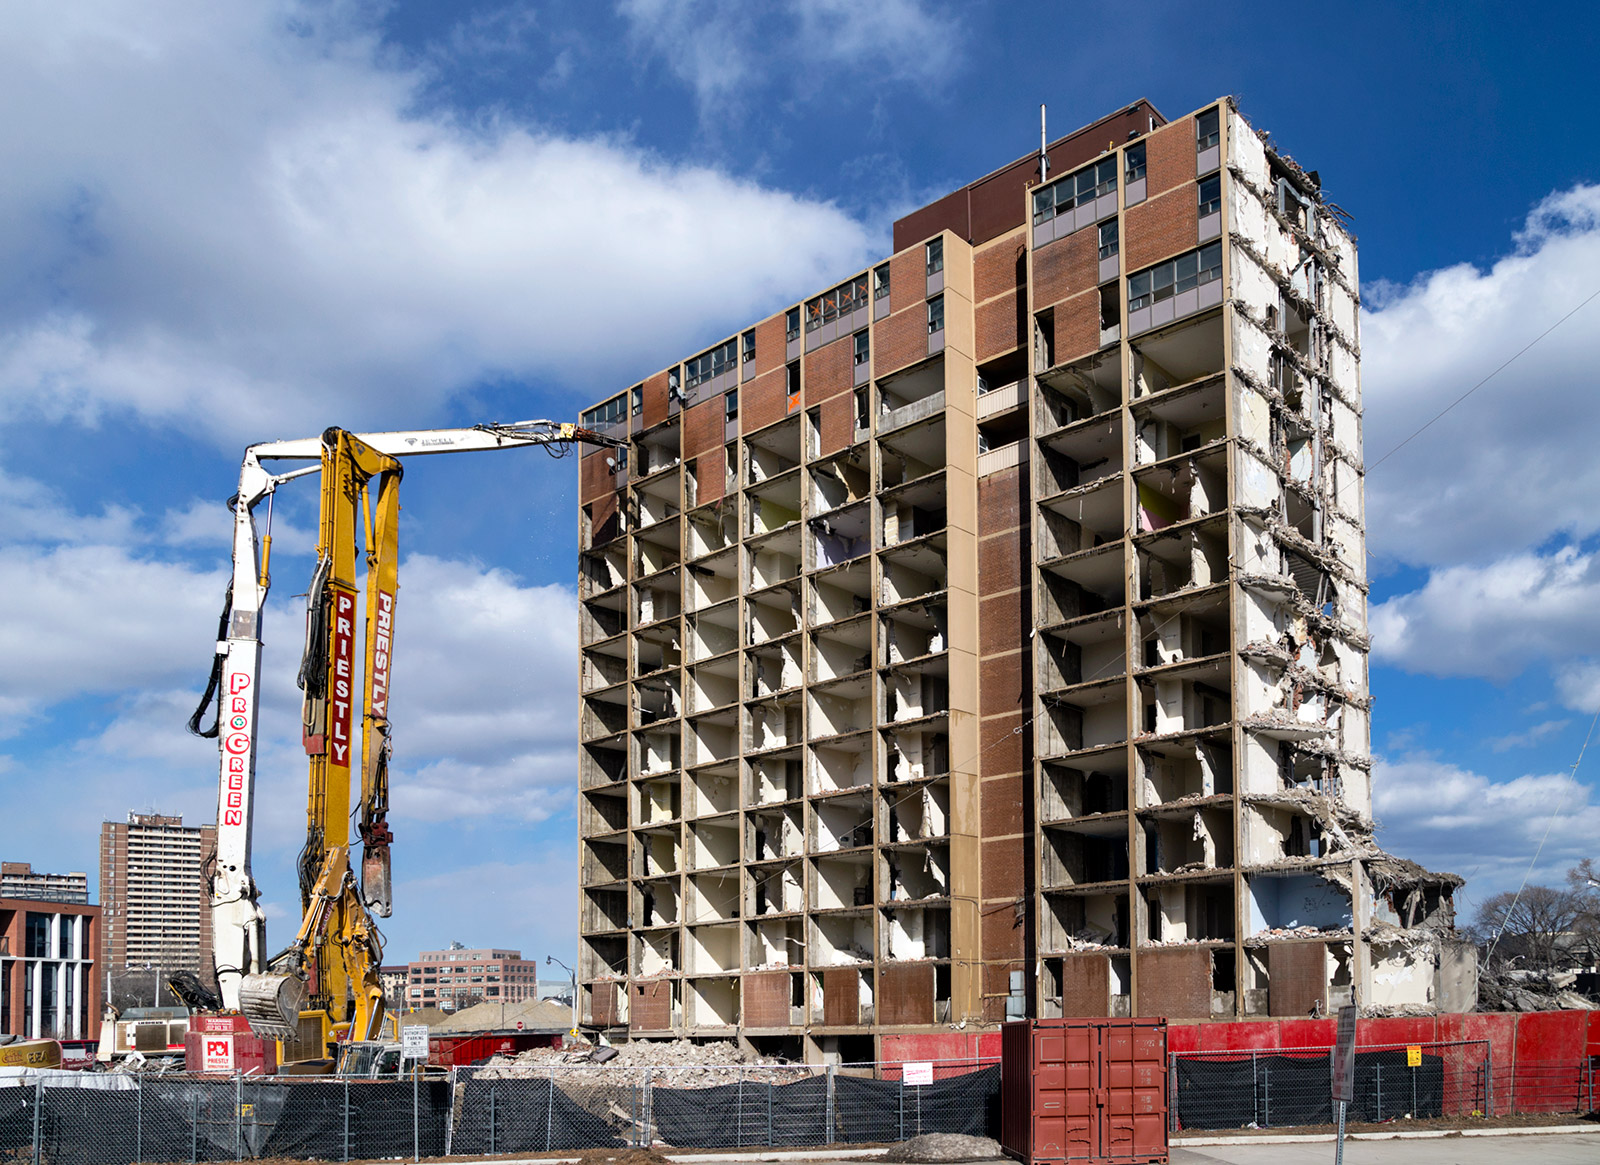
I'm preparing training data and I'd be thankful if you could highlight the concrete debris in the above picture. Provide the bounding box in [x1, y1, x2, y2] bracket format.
[880, 1133, 1005, 1163]
[474, 1037, 813, 1087]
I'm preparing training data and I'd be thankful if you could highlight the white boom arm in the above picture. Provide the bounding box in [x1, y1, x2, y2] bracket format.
[199, 420, 621, 1010]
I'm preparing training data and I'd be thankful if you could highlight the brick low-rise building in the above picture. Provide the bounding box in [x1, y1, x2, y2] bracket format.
[404, 945, 544, 1009]
[0, 883, 100, 1039]
[574, 97, 1471, 1061]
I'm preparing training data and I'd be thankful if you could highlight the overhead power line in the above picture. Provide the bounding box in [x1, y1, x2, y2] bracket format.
[1368, 285, 1600, 472]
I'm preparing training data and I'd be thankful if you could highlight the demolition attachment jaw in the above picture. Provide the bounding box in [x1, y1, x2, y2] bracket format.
[238, 972, 308, 1042]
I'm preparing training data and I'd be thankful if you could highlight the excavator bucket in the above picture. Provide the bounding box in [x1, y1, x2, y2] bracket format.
[239, 972, 308, 1041]
[361, 844, 392, 918]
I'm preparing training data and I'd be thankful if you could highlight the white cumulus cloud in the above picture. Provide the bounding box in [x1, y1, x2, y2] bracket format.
[0, 1, 875, 446]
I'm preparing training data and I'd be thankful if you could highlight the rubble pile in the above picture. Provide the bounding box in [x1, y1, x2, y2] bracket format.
[476, 1037, 813, 1086]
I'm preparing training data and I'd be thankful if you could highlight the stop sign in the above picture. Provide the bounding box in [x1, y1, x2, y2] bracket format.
[516, 1021, 524, 1030]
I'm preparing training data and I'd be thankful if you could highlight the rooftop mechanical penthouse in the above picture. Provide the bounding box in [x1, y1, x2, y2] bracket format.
[575, 98, 1472, 1062]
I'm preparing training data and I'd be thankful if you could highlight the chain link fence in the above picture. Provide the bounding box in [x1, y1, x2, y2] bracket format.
[1171, 1040, 1492, 1130]
[0, 1058, 999, 1163]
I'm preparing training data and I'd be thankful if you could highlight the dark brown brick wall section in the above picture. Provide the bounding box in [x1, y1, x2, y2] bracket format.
[693, 446, 725, 505]
[873, 303, 928, 380]
[1143, 114, 1196, 201]
[978, 531, 1021, 593]
[641, 370, 670, 429]
[631, 981, 670, 1031]
[591, 981, 617, 1026]
[823, 969, 859, 1026]
[1060, 954, 1112, 1016]
[1052, 292, 1101, 367]
[1034, 227, 1099, 311]
[1137, 946, 1211, 1018]
[1125, 183, 1200, 273]
[982, 836, 1024, 900]
[888, 249, 926, 314]
[580, 448, 621, 506]
[878, 962, 936, 1026]
[979, 651, 1026, 718]
[743, 971, 791, 1028]
[974, 235, 1025, 303]
[741, 367, 788, 435]
[893, 102, 1165, 250]
[981, 774, 1025, 835]
[682, 397, 723, 460]
[979, 466, 1026, 533]
[750, 313, 788, 378]
[805, 334, 853, 405]
[817, 392, 855, 459]
[1268, 942, 1328, 1017]
[978, 710, 1026, 774]
[976, 294, 1021, 362]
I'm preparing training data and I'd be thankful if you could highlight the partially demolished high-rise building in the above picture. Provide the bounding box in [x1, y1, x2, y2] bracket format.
[575, 97, 1473, 1060]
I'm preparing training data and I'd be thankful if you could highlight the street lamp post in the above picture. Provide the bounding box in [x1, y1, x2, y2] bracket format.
[546, 955, 578, 1037]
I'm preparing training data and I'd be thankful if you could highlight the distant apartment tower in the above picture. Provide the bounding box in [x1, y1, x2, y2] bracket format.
[404, 945, 544, 1009]
[1, 863, 88, 905]
[0, 868, 100, 1039]
[574, 98, 1469, 1060]
[99, 812, 215, 975]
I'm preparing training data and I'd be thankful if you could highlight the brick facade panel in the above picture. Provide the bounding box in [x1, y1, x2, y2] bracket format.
[1060, 954, 1112, 1016]
[979, 711, 1027, 775]
[1144, 114, 1196, 200]
[977, 530, 1022, 593]
[981, 775, 1025, 836]
[631, 981, 671, 1031]
[878, 962, 935, 1026]
[888, 249, 926, 314]
[590, 981, 617, 1026]
[972, 908, 1024, 966]
[693, 445, 725, 506]
[978, 466, 1025, 533]
[1137, 946, 1211, 1018]
[585, 491, 621, 545]
[683, 397, 724, 460]
[975, 292, 1021, 362]
[974, 235, 1025, 304]
[641, 370, 671, 430]
[981, 836, 1025, 900]
[1268, 942, 1328, 1017]
[580, 450, 620, 506]
[1033, 227, 1098, 312]
[1125, 184, 1200, 273]
[743, 971, 791, 1028]
[979, 651, 1027, 719]
[873, 305, 928, 379]
[805, 334, 854, 406]
[817, 392, 855, 459]
[823, 968, 859, 1026]
[1052, 291, 1101, 367]
[751, 313, 788, 378]
[741, 367, 789, 435]
[979, 589, 1026, 653]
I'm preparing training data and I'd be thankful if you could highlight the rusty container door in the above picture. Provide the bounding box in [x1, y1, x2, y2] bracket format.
[1101, 1020, 1167, 1162]
[1001, 1018, 1168, 1165]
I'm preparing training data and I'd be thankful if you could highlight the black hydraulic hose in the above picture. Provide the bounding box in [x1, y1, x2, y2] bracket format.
[186, 586, 233, 738]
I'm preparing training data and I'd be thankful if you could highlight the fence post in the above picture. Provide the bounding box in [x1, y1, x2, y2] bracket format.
[1251, 1052, 1258, 1127]
[30, 1073, 42, 1165]
[898, 1075, 905, 1143]
[1169, 1058, 1179, 1134]
[443, 1068, 456, 1158]
[825, 1064, 836, 1145]
[190, 1091, 199, 1165]
[135, 1073, 144, 1163]
[767, 1076, 774, 1147]
[413, 1068, 420, 1164]
[546, 1066, 556, 1152]
[235, 1071, 243, 1162]
[1375, 1065, 1382, 1122]
[1262, 1062, 1270, 1129]
[488, 1079, 497, 1156]
[342, 1077, 351, 1163]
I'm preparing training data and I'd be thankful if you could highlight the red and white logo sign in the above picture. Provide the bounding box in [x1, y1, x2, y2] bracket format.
[368, 588, 395, 718]
[220, 670, 252, 826]
[329, 587, 357, 770]
[202, 1034, 234, 1073]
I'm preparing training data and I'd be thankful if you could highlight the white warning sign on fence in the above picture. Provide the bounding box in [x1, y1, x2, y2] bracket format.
[903, 1061, 934, 1086]
[401, 1025, 429, 1061]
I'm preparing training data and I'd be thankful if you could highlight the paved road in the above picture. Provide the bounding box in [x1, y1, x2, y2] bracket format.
[1172, 1131, 1599, 1163]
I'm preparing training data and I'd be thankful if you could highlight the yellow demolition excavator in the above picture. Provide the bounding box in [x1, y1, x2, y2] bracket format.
[187, 421, 622, 1070]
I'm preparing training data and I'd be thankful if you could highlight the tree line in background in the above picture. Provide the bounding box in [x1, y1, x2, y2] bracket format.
[1469, 859, 1600, 1010]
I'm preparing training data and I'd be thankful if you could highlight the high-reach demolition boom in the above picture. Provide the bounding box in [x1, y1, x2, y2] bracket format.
[187, 421, 622, 1066]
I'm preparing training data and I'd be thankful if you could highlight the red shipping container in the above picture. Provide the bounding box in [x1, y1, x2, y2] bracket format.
[1001, 1019, 1167, 1165]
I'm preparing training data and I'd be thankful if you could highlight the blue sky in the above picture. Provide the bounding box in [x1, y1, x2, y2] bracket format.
[2, 1, 1598, 969]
